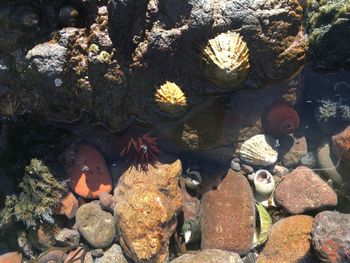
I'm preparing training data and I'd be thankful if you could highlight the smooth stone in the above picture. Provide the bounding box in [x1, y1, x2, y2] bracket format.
[68, 144, 112, 199]
[76, 203, 115, 248]
[257, 215, 313, 263]
[230, 160, 241, 171]
[114, 154, 183, 263]
[94, 244, 129, 263]
[201, 170, 255, 255]
[170, 249, 243, 263]
[54, 191, 79, 219]
[0, 252, 22, 263]
[272, 164, 289, 177]
[312, 211, 350, 263]
[241, 164, 254, 175]
[55, 228, 80, 246]
[275, 166, 337, 214]
[99, 192, 116, 213]
[332, 126, 350, 163]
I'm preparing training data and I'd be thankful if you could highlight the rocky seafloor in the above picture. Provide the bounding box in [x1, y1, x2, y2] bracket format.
[0, 0, 350, 262]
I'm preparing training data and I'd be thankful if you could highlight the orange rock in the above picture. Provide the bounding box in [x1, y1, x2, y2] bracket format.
[68, 144, 112, 199]
[55, 191, 79, 219]
[0, 252, 22, 263]
[332, 126, 350, 162]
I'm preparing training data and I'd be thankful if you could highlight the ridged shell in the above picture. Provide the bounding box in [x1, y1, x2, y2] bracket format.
[240, 134, 279, 166]
[253, 202, 272, 247]
[155, 81, 187, 114]
[202, 31, 250, 90]
[254, 170, 275, 196]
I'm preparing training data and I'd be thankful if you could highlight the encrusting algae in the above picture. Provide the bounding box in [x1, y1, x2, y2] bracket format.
[202, 31, 250, 90]
[155, 81, 187, 114]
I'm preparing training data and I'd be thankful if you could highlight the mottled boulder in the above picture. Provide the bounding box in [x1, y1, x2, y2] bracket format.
[201, 170, 255, 255]
[257, 215, 313, 263]
[76, 203, 116, 248]
[95, 244, 129, 263]
[306, 0, 350, 70]
[312, 211, 350, 263]
[114, 154, 183, 263]
[275, 166, 337, 214]
[170, 249, 243, 263]
[332, 126, 350, 163]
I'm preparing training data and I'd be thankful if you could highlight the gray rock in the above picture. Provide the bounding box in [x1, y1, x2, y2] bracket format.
[55, 228, 80, 246]
[76, 203, 116, 248]
[275, 166, 338, 214]
[95, 244, 129, 263]
[312, 211, 350, 263]
[170, 249, 243, 263]
[230, 160, 241, 171]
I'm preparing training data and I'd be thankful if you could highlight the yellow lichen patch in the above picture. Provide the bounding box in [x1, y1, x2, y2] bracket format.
[155, 81, 187, 114]
[202, 31, 250, 90]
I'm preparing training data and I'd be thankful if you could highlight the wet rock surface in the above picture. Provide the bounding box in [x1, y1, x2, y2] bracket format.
[312, 211, 350, 263]
[275, 166, 337, 214]
[201, 170, 255, 255]
[170, 249, 243, 263]
[94, 244, 129, 263]
[257, 215, 313, 263]
[114, 154, 183, 263]
[332, 126, 350, 163]
[76, 203, 116, 249]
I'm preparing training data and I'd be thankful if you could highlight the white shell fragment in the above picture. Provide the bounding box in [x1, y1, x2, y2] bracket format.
[240, 134, 279, 166]
[254, 169, 275, 196]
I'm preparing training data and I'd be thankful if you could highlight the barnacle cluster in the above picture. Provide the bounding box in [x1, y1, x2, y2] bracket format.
[202, 31, 250, 90]
[155, 81, 187, 114]
[0, 159, 67, 229]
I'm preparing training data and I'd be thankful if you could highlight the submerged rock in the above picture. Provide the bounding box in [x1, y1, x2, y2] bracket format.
[332, 126, 350, 163]
[114, 154, 183, 263]
[312, 211, 350, 263]
[257, 215, 313, 263]
[94, 244, 129, 263]
[170, 249, 243, 263]
[201, 170, 255, 255]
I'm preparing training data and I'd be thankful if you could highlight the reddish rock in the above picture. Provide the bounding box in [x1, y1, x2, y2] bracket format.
[180, 178, 200, 221]
[68, 144, 112, 199]
[312, 211, 350, 263]
[275, 166, 337, 214]
[114, 154, 183, 263]
[332, 126, 350, 162]
[257, 215, 313, 263]
[201, 170, 255, 255]
[55, 191, 79, 219]
[0, 252, 22, 263]
[38, 249, 67, 263]
[170, 249, 243, 263]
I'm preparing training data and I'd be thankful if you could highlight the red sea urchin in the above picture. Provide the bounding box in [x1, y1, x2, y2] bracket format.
[263, 101, 300, 137]
[120, 132, 161, 171]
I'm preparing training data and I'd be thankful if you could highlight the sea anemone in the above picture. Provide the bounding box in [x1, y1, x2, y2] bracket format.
[202, 31, 250, 90]
[263, 101, 300, 137]
[155, 81, 187, 114]
[120, 132, 161, 171]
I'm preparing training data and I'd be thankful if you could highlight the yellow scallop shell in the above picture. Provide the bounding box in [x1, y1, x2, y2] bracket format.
[253, 202, 272, 247]
[202, 31, 250, 90]
[155, 81, 187, 114]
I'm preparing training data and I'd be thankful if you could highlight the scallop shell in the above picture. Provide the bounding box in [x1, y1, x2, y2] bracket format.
[155, 81, 187, 114]
[202, 31, 250, 90]
[240, 134, 279, 166]
[254, 169, 275, 196]
[253, 202, 272, 247]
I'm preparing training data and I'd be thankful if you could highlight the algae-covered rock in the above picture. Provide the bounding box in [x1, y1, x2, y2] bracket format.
[0, 159, 67, 228]
[306, 0, 350, 70]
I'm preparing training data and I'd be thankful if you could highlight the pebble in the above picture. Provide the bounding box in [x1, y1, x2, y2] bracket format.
[94, 244, 129, 263]
[332, 125, 350, 163]
[312, 211, 350, 263]
[241, 164, 254, 174]
[55, 228, 80, 246]
[257, 215, 313, 263]
[201, 170, 255, 255]
[76, 203, 116, 248]
[275, 166, 338, 214]
[68, 144, 112, 199]
[230, 160, 241, 171]
[91, 248, 104, 258]
[99, 192, 116, 213]
[54, 191, 79, 219]
[169, 249, 243, 263]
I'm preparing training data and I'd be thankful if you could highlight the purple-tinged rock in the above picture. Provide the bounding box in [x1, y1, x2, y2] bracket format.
[170, 249, 243, 263]
[312, 211, 350, 263]
[275, 166, 337, 214]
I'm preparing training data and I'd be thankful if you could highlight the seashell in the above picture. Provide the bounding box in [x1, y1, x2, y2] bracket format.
[253, 202, 272, 247]
[183, 168, 202, 193]
[254, 170, 275, 196]
[263, 101, 300, 137]
[155, 81, 187, 114]
[240, 134, 279, 166]
[202, 31, 250, 90]
[181, 218, 201, 244]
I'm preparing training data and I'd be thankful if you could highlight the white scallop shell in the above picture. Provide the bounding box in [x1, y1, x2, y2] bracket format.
[240, 134, 278, 166]
[254, 169, 275, 196]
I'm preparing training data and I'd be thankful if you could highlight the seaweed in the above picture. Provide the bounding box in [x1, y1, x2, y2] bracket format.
[0, 159, 67, 230]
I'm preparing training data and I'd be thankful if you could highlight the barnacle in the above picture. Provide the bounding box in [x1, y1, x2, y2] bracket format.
[155, 81, 187, 114]
[202, 31, 250, 90]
